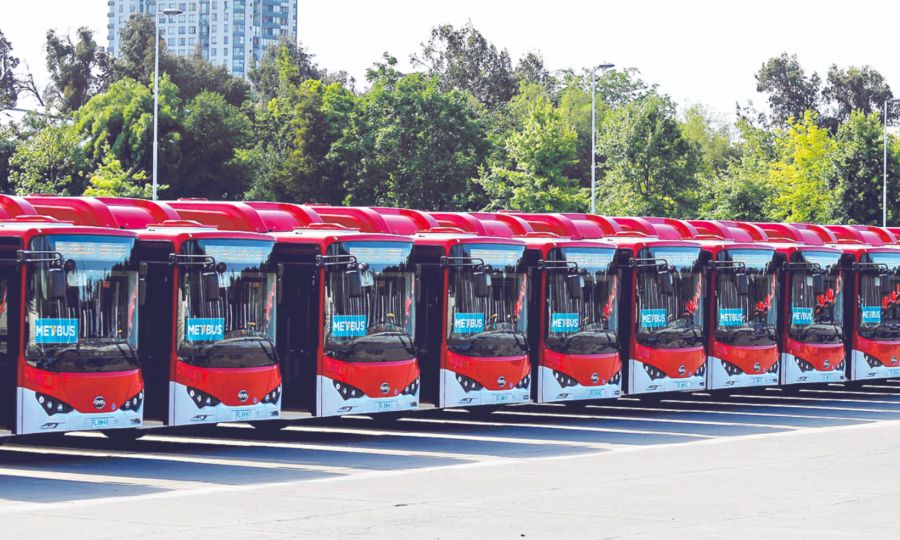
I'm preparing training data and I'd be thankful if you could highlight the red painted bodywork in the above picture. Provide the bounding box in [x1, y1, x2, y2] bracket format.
[444, 349, 530, 390]
[633, 342, 706, 378]
[542, 348, 621, 386]
[321, 355, 418, 396]
[22, 364, 142, 413]
[784, 338, 845, 370]
[174, 361, 281, 406]
[712, 342, 779, 374]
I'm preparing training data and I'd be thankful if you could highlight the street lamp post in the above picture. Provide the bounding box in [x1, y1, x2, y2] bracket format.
[591, 63, 615, 214]
[884, 99, 900, 227]
[153, 7, 184, 201]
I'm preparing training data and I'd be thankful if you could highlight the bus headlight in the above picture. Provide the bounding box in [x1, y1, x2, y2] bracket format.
[643, 363, 666, 380]
[767, 361, 779, 374]
[187, 386, 221, 408]
[262, 385, 282, 404]
[455, 374, 484, 393]
[333, 381, 365, 400]
[695, 363, 706, 377]
[552, 370, 577, 388]
[865, 354, 882, 368]
[120, 391, 144, 412]
[721, 359, 744, 376]
[795, 357, 815, 372]
[35, 392, 75, 416]
[401, 379, 419, 396]
[515, 374, 531, 389]
[610, 370, 621, 385]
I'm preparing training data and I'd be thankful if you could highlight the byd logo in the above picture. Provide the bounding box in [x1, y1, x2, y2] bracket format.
[237, 390, 249, 403]
[497, 376, 506, 388]
[591, 372, 600, 384]
[753, 362, 762, 373]
[93, 396, 105, 410]
[380, 382, 390, 395]
[677, 365, 686, 376]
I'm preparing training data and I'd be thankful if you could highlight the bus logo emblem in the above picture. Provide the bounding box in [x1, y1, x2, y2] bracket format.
[380, 383, 390, 395]
[238, 390, 249, 403]
[93, 396, 105, 410]
[497, 376, 506, 388]
[591, 373, 600, 384]
[677, 365, 686, 376]
[754, 362, 761, 373]
[823, 360, 831, 369]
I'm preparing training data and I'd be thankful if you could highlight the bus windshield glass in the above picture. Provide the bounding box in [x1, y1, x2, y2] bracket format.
[858, 251, 900, 341]
[447, 243, 528, 358]
[636, 246, 704, 349]
[26, 234, 140, 373]
[177, 239, 278, 368]
[546, 247, 619, 356]
[324, 241, 416, 363]
[789, 250, 843, 344]
[714, 249, 778, 346]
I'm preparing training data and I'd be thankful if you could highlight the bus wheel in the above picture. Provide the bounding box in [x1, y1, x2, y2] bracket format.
[103, 429, 145, 442]
[250, 420, 292, 434]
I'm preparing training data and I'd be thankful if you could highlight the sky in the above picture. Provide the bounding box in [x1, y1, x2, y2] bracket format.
[4, 0, 900, 121]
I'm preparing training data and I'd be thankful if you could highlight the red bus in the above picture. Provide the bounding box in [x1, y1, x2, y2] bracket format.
[308, 207, 532, 410]
[506, 213, 707, 396]
[166, 201, 420, 417]
[0, 196, 143, 435]
[737, 223, 846, 385]
[429, 212, 622, 404]
[23, 196, 284, 430]
[816, 225, 900, 382]
[660, 219, 781, 391]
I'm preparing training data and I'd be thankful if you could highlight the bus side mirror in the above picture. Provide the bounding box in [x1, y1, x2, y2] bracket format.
[201, 271, 221, 301]
[658, 270, 674, 295]
[473, 271, 491, 298]
[812, 273, 825, 296]
[736, 272, 750, 296]
[345, 270, 364, 298]
[138, 263, 148, 306]
[566, 273, 584, 300]
[45, 267, 67, 301]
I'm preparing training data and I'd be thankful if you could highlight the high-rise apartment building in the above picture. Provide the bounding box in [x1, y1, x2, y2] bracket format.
[107, 0, 298, 79]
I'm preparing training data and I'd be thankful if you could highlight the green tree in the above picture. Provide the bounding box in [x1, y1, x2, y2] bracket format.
[0, 29, 19, 108]
[113, 15, 157, 83]
[0, 122, 19, 192]
[8, 121, 91, 195]
[173, 91, 252, 199]
[478, 91, 586, 212]
[83, 151, 156, 198]
[334, 69, 488, 209]
[823, 65, 892, 124]
[832, 110, 898, 225]
[755, 53, 821, 126]
[44, 27, 112, 113]
[768, 111, 840, 223]
[244, 79, 354, 204]
[74, 76, 182, 183]
[248, 37, 322, 101]
[411, 22, 517, 110]
[596, 94, 702, 217]
[700, 119, 777, 221]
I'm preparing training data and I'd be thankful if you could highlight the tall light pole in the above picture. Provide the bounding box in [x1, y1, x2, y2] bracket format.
[153, 7, 183, 201]
[591, 63, 615, 214]
[884, 98, 900, 227]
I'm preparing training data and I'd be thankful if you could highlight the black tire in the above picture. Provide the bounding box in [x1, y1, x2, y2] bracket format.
[103, 429, 145, 442]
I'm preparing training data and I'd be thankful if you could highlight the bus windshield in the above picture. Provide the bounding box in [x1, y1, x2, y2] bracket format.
[858, 251, 900, 341]
[546, 247, 619, 356]
[636, 246, 704, 349]
[447, 243, 528, 358]
[177, 239, 278, 368]
[324, 241, 416, 363]
[789, 250, 844, 344]
[26, 235, 140, 373]
[714, 249, 778, 346]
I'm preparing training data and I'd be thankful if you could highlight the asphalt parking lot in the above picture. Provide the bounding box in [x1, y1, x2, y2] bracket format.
[3, 383, 900, 538]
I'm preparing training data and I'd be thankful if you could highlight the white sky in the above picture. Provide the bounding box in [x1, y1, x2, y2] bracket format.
[4, 0, 900, 121]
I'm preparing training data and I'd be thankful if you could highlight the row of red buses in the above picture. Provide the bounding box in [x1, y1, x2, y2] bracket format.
[1, 193, 899, 442]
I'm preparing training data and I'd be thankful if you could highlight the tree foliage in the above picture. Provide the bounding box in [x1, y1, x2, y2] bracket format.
[755, 53, 821, 126]
[44, 27, 112, 113]
[0, 29, 19, 109]
[83, 151, 156, 198]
